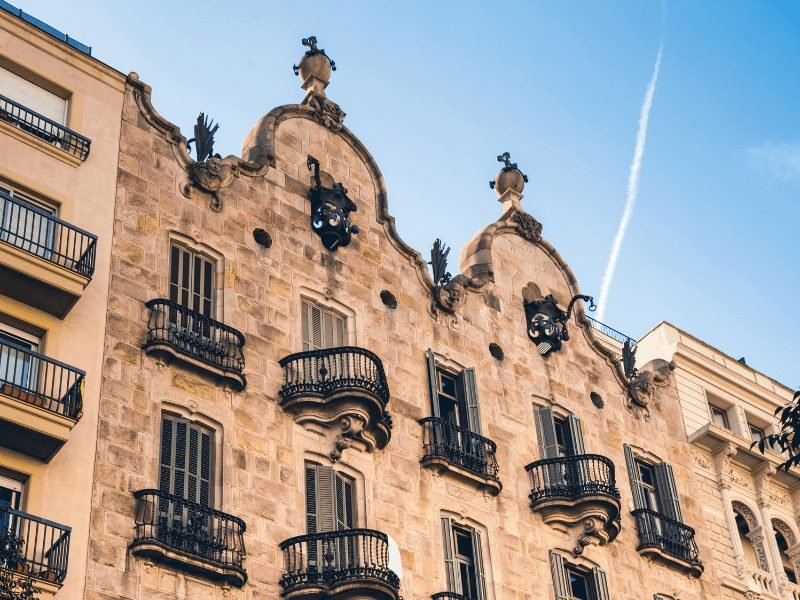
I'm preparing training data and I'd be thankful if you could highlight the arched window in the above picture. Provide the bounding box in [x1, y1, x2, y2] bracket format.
[732, 502, 767, 572]
[773, 519, 798, 584]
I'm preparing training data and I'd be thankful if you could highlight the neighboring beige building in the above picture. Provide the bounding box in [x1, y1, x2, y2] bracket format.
[635, 323, 799, 600]
[0, 4, 125, 599]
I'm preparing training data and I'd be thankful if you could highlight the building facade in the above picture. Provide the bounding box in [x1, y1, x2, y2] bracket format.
[0, 3, 125, 599]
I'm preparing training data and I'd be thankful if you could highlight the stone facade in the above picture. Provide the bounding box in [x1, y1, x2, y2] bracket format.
[80, 40, 740, 600]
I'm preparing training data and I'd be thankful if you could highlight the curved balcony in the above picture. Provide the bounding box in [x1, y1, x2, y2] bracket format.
[432, 594, 470, 600]
[525, 454, 621, 551]
[632, 508, 703, 577]
[279, 347, 392, 460]
[419, 416, 501, 495]
[130, 489, 247, 587]
[143, 299, 246, 391]
[280, 528, 400, 600]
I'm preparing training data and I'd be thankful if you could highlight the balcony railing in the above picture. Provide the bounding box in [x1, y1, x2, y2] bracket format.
[526, 454, 620, 502]
[0, 94, 91, 160]
[0, 190, 97, 278]
[279, 346, 389, 404]
[0, 337, 83, 420]
[632, 508, 702, 567]
[585, 316, 636, 346]
[419, 416, 499, 480]
[280, 528, 400, 593]
[432, 593, 470, 600]
[145, 299, 245, 375]
[132, 489, 246, 571]
[0, 505, 71, 584]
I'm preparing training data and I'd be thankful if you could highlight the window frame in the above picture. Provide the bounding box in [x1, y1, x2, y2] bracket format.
[158, 413, 216, 508]
[300, 297, 347, 351]
[709, 404, 731, 429]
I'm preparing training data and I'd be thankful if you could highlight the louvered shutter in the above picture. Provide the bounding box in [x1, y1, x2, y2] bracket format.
[624, 444, 647, 509]
[654, 462, 683, 522]
[302, 299, 345, 351]
[315, 465, 336, 533]
[548, 550, 571, 600]
[159, 417, 174, 497]
[159, 415, 213, 507]
[534, 406, 560, 459]
[0, 189, 54, 259]
[592, 566, 611, 600]
[565, 414, 585, 455]
[471, 528, 487, 600]
[305, 465, 318, 535]
[460, 368, 482, 435]
[0, 66, 67, 124]
[426, 349, 441, 418]
[186, 426, 212, 507]
[441, 517, 459, 592]
[169, 245, 215, 319]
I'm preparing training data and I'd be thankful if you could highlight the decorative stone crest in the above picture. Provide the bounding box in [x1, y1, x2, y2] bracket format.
[513, 211, 543, 243]
[429, 238, 467, 315]
[622, 339, 675, 420]
[306, 93, 346, 132]
[183, 113, 236, 211]
[307, 155, 359, 251]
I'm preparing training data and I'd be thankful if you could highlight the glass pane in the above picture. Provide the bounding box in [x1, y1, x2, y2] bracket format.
[568, 569, 590, 600]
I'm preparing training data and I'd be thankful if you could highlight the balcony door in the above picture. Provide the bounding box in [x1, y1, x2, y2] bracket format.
[0, 186, 55, 261]
[441, 518, 487, 600]
[168, 244, 215, 342]
[534, 406, 585, 489]
[0, 324, 40, 396]
[0, 474, 23, 532]
[305, 464, 356, 574]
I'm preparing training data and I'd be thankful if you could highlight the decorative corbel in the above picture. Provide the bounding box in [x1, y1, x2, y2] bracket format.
[572, 517, 602, 557]
[713, 442, 738, 490]
[428, 238, 468, 318]
[329, 415, 367, 462]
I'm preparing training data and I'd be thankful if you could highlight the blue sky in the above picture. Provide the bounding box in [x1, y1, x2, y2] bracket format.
[22, 1, 799, 387]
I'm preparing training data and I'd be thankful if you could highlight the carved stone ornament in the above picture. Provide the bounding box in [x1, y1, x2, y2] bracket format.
[621, 339, 675, 420]
[330, 415, 367, 462]
[524, 293, 596, 356]
[307, 155, 359, 251]
[428, 238, 468, 316]
[182, 113, 237, 211]
[305, 92, 346, 132]
[513, 211, 543, 243]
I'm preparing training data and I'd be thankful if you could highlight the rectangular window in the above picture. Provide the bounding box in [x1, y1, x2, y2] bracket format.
[159, 414, 214, 507]
[425, 350, 482, 435]
[441, 518, 487, 600]
[169, 244, 216, 319]
[0, 474, 23, 510]
[300, 299, 346, 351]
[625, 445, 684, 522]
[0, 323, 41, 391]
[305, 463, 356, 571]
[709, 405, 730, 429]
[0, 66, 67, 125]
[635, 460, 661, 512]
[549, 551, 609, 600]
[749, 424, 766, 444]
[534, 406, 585, 459]
[0, 185, 56, 260]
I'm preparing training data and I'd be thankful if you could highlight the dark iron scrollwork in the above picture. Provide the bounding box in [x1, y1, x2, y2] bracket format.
[489, 151, 529, 190]
[428, 238, 468, 314]
[183, 113, 234, 211]
[524, 293, 596, 356]
[306, 156, 359, 251]
[293, 36, 337, 75]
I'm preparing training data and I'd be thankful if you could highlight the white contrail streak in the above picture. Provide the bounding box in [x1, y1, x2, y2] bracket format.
[596, 43, 664, 322]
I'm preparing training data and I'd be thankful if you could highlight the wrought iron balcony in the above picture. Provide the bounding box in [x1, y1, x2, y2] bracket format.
[280, 528, 400, 599]
[632, 508, 703, 576]
[525, 454, 621, 550]
[279, 347, 392, 460]
[432, 593, 470, 600]
[0, 94, 91, 161]
[130, 489, 247, 587]
[419, 416, 501, 495]
[0, 505, 71, 585]
[0, 336, 84, 459]
[144, 299, 246, 390]
[585, 315, 636, 346]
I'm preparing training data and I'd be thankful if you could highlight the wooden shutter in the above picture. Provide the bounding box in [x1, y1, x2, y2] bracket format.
[460, 368, 482, 434]
[426, 349, 441, 418]
[159, 415, 214, 506]
[441, 517, 459, 592]
[306, 464, 355, 533]
[305, 464, 318, 535]
[654, 461, 683, 522]
[534, 406, 560, 459]
[592, 566, 611, 600]
[316, 465, 336, 533]
[548, 550, 571, 600]
[471, 528, 487, 600]
[302, 299, 345, 350]
[169, 245, 215, 318]
[565, 414, 585, 455]
[624, 444, 647, 509]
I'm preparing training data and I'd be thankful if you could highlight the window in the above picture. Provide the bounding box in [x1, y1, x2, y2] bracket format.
[169, 244, 216, 319]
[0, 65, 67, 125]
[0, 185, 55, 260]
[425, 350, 481, 434]
[774, 526, 798, 584]
[301, 298, 346, 351]
[0, 474, 23, 530]
[441, 517, 486, 600]
[624, 445, 683, 522]
[709, 405, 730, 429]
[305, 463, 356, 570]
[159, 414, 214, 507]
[749, 424, 766, 444]
[534, 406, 585, 459]
[549, 551, 609, 600]
[0, 323, 41, 390]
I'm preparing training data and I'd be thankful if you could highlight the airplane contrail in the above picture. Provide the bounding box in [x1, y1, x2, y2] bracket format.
[596, 42, 664, 322]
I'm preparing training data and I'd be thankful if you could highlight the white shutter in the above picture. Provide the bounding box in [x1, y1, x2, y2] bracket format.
[0, 66, 66, 124]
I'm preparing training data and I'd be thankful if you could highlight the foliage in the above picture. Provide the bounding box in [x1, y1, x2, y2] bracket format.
[0, 521, 39, 600]
[752, 389, 800, 471]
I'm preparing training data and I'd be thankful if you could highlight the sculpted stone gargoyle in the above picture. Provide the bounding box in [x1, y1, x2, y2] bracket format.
[622, 340, 675, 419]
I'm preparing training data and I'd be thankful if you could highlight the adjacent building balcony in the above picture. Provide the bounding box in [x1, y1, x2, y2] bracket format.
[0, 505, 71, 597]
[130, 489, 247, 587]
[525, 454, 621, 549]
[419, 416, 502, 495]
[143, 299, 246, 391]
[279, 347, 392, 460]
[632, 508, 703, 577]
[0, 93, 91, 163]
[0, 189, 97, 317]
[280, 528, 400, 600]
[0, 337, 83, 460]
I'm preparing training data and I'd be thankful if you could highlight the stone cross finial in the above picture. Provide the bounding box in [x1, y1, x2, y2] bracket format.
[302, 36, 319, 53]
[497, 152, 514, 169]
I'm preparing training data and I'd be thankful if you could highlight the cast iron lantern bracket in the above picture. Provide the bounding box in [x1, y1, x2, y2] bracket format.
[524, 293, 595, 356]
[307, 155, 359, 251]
